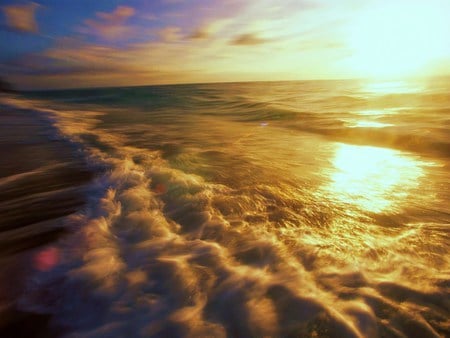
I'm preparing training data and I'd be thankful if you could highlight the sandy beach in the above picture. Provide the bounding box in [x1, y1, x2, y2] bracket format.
[0, 98, 94, 337]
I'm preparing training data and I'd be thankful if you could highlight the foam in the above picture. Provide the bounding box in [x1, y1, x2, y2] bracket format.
[3, 95, 448, 337]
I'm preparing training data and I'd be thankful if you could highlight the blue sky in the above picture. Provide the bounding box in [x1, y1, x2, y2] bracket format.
[1, 0, 449, 89]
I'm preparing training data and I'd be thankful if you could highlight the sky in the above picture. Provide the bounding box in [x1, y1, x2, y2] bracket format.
[0, 0, 449, 89]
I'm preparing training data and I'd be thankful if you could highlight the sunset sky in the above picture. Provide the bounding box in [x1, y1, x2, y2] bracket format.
[1, 0, 449, 89]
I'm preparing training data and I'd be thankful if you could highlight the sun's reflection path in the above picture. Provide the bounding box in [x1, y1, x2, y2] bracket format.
[361, 80, 425, 95]
[350, 121, 393, 128]
[354, 109, 398, 116]
[325, 143, 425, 213]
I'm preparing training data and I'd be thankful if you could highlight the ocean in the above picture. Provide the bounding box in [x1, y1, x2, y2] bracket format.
[0, 78, 449, 337]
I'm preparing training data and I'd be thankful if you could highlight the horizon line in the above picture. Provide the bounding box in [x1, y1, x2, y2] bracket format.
[14, 74, 450, 92]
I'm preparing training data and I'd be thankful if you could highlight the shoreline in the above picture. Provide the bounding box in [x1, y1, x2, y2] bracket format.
[0, 99, 94, 336]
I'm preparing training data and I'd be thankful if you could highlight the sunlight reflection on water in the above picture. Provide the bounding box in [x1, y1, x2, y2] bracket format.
[325, 143, 425, 213]
[354, 108, 398, 116]
[362, 80, 425, 94]
[350, 120, 394, 128]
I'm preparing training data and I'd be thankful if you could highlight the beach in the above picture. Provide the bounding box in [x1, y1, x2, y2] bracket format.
[0, 98, 94, 337]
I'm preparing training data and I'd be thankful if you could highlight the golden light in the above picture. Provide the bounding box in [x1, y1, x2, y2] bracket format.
[344, 0, 450, 78]
[354, 109, 397, 116]
[325, 143, 425, 213]
[361, 80, 425, 94]
[350, 121, 393, 128]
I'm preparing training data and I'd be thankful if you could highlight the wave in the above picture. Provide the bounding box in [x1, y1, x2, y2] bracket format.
[230, 102, 450, 159]
[3, 95, 449, 337]
[304, 123, 450, 159]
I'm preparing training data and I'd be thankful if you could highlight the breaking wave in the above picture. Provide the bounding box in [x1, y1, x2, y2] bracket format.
[3, 83, 449, 338]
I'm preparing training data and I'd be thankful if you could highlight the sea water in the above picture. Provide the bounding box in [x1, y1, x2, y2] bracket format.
[1, 78, 449, 337]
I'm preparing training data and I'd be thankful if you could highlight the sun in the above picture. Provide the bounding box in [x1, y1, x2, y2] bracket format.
[343, 0, 450, 79]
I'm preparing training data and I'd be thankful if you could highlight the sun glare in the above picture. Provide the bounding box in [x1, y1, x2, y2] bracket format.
[345, 1, 449, 79]
[361, 81, 425, 95]
[325, 143, 425, 213]
[350, 121, 393, 128]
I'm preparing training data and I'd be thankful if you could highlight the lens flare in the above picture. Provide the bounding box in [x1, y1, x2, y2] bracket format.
[33, 247, 60, 271]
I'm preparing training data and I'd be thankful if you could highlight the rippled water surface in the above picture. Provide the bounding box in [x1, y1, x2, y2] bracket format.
[2, 78, 450, 337]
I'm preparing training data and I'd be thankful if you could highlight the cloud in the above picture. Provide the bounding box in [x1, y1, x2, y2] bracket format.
[1, 2, 40, 33]
[187, 19, 233, 40]
[2, 36, 203, 89]
[158, 26, 182, 42]
[1, 0, 385, 90]
[188, 28, 209, 40]
[81, 6, 136, 40]
[230, 33, 271, 46]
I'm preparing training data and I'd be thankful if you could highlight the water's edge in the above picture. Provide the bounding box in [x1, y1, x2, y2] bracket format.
[0, 97, 96, 337]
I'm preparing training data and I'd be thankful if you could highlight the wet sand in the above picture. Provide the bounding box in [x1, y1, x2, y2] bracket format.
[0, 101, 94, 337]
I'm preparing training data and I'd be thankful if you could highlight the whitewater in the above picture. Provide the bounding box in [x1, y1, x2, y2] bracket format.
[0, 78, 449, 337]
